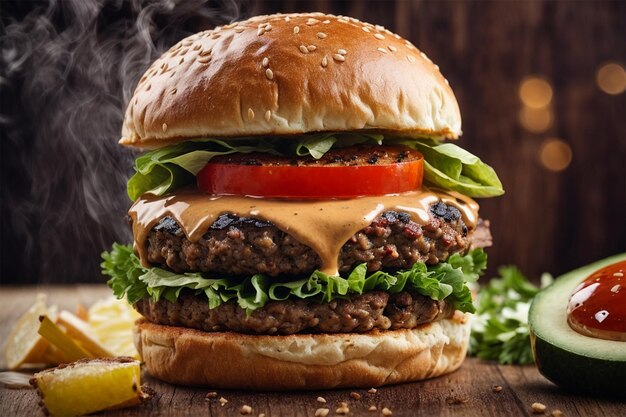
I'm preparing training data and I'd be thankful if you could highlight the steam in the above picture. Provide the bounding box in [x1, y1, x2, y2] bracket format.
[0, 0, 251, 283]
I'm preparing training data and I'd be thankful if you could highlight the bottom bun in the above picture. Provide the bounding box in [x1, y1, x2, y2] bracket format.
[134, 313, 470, 390]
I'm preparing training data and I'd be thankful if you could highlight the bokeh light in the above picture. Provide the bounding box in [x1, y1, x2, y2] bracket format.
[519, 107, 553, 133]
[596, 62, 626, 95]
[519, 76, 553, 108]
[539, 139, 573, 172]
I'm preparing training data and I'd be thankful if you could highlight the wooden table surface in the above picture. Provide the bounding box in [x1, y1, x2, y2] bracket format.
[1, 285, 624, 417]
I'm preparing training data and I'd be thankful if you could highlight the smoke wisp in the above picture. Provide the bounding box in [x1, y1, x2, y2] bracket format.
[0, 0, 252, 283]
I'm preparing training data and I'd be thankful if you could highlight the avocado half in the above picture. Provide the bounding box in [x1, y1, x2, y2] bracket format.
[529, 253, 626, 398]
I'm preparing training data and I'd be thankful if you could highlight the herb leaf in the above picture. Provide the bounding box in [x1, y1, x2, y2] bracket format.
[469, 266, 553, 365]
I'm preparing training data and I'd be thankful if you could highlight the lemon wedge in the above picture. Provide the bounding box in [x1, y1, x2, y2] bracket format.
[31, 357, 148, 417]
[4, 294, 56, 369]
[88, 297, 141, 359]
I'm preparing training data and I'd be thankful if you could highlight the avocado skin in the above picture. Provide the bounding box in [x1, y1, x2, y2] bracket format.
[531, 331, 626, 399]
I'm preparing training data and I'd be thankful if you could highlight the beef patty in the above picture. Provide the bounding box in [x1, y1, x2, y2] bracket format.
[134, 290, 455, 335]
[144, 203, 489, 277]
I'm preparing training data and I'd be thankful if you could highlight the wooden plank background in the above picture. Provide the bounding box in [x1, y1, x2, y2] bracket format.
[1, 286, 625, 416]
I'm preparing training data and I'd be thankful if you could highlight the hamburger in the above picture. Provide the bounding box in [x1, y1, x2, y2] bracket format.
[102, 12, 503, 390]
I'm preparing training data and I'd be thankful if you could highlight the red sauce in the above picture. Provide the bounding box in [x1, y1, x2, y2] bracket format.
[567, 260, 626, 341]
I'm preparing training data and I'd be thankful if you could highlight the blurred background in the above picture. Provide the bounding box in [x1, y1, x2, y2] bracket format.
[1, 0, 624, 284]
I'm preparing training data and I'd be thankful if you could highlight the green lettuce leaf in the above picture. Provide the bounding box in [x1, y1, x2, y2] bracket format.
[127, 139, 279, 201]
[126, 133, 503, 201]
[102, 244, 487, 314]
[400, 140, 504, 197]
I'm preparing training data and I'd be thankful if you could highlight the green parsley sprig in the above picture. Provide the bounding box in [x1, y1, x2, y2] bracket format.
[470, 266, 553, 365]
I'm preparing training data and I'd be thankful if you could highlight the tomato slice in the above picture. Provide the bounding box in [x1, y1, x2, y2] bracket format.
[196, 153, 424, 199]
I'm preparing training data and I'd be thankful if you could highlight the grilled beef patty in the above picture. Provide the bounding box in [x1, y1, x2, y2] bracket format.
[144, 203, 489, 277]
[134, 290, 455, 335]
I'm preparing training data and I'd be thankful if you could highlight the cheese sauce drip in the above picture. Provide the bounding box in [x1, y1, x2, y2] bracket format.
[129, 188, 479, 276]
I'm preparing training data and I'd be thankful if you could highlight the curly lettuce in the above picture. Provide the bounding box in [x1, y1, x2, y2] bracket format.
[126, 133, 503, 200]
[102, 244, 487, 314]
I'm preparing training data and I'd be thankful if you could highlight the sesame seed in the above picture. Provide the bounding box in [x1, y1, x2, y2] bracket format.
[336, 406, 349, 415]
[394, 33, 401, 39]
[205, 392, 218, 399]
[323, 20, 330, 24]
[434, 64, 440, 70]
[388, 45, 397, 52]
[210, 33, 221, 39]
[264, 110, 271, 122]
[321, 56, 328, 67]
[265, 24, 272, 31]
[551, 410, 564, 417]
[265, 68, 274, 80]
[162, 123, 167, 132]
[284, 16, 290, 22]
[382, 407, 393, 416]
[376, 25, 385, 31]
[314, 409, 329, 417]
[350, 392, 361, 400]
[407, 55, 416, 63]
[492, 385, 503, 393]
[219, 397, 228, 406]
[307, 18, 320, 25]
[611, 284, 621, 293]
[337, 49, 347, 55]
[234, 27, 245, 33]
[614, 272, 624, 277]
[531, 403, 547, 414]
[340, 402, 348, 407]
[307, 45, 317, 51]
[262, 57, 269, 67]
[240, 405, 252, 415]
[374, 33, 385, 40]
[192, 44, 201, 51]
[293, 26, 300, 34]
[445, 78, 450, 85]
[333, 54, 345, 62]
[199, 49, 211, 56]
[368, 405, 377, 411]
[362, 27, 370, 32]
[338, 18, 349, 23]
[247, 108, 255, 120]
[257, 28, 265, 36]
[179, 57, 184, 64]
[368, 388, 377, 394]
[299, 45, 309, 54]
[377, 47, 388, 53]
[317, 32, 327, 39]
[197, 56, 211, 64]
[316, 396, 326, 403]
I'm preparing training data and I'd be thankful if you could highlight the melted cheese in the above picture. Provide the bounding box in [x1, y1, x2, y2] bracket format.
[129, 188, 479, 276]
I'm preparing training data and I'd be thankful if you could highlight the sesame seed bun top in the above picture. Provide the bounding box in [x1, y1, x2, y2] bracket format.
[120, 12, 462, 148]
